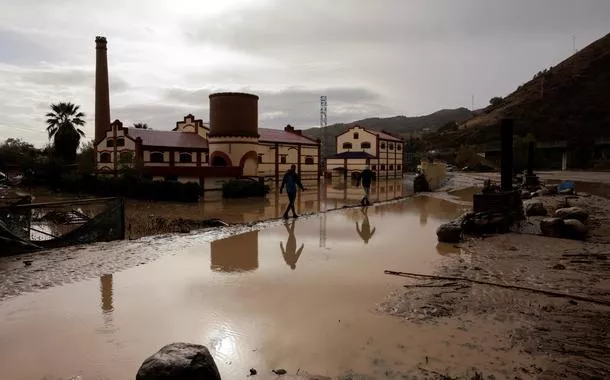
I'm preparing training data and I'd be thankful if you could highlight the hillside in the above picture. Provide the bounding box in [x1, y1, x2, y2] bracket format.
[425, 33, 610, 151]
[302, 108, 473, 157]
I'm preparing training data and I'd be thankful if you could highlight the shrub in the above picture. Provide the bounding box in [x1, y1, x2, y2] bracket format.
[222, 179, 270, 198]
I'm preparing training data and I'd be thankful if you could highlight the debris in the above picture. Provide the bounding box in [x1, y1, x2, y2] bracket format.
[555, 207, 589, 222]
[384, 270, 610, 307]
[524, 200, 547, 216]
[23, 260, 33, 266]
[562, 219, 588, 240]
[250, 368, 257, 376]
[540, 217, 564, 238]
[272, 369, 287, 375]
[436, 221, 463, 243]
[552, 263, 566, 270]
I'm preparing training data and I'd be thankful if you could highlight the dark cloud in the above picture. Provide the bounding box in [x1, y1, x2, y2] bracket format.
[187, 0, 610, 55]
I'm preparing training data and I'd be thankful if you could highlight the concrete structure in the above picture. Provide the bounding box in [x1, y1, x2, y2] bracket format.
[92, 37, 320, 190]
[325, 125, 403, 179]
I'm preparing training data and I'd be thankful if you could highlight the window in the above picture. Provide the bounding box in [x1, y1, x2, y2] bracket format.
[100, 152, 111, 163]
[179, 152, 192, 163]
[390, 164, 394, 170]
[116, 138, 125, 147]
[106, 139, 114, 148]
[389, 144, 394, 150]
[342, 142, 353, 149]
[372, 165, 377, 171]
[150, 152, 164, 163]
[380, 143, 386, 149]
[360, 142, 371, 149]
[258, 154, 263, 163]
[119, 151, 132, 163]
[397, 145, 402, 151]
[353, 132, 359, 139]
[304, 156, 314, 165]
[381, 164, 386, 171]
[397, 164, 401, 171]
[280, 155, 287, 164]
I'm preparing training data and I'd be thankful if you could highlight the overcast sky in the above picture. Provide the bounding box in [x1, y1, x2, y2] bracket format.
[0, 0, 609, 147]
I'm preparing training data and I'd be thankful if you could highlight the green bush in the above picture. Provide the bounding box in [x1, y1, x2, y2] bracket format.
[222, 179, 270, 198]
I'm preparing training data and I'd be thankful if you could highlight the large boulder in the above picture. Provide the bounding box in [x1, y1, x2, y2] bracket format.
[540, 217, 564, 238]
[136, 343, 221, 380]
[524, 200, 547, 216]
[413, 174, 430, 193]
[562, 219, 588, 240]
[436, 221, 463, 243]
[554, 207, 589, 222]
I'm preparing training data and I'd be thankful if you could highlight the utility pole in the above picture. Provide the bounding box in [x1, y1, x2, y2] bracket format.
[319, 95, 328, 248]
[471, 94, 475, 111]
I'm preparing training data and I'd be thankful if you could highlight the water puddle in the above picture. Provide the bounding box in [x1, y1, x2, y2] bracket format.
[0, 196, 468, 379]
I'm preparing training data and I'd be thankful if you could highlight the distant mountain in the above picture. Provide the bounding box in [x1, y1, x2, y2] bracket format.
[425, 33, 610, 154]
[302, 108, 473, 157]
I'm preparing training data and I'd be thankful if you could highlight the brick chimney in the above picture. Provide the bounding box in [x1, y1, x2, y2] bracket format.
[95, 36, 111, 144]
[284, 124, 295, 132]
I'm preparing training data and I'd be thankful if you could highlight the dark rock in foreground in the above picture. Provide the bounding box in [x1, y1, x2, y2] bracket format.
[436, 221, 463, 243]
[136, 343, 221, 380]
[562, 219, 588, 240]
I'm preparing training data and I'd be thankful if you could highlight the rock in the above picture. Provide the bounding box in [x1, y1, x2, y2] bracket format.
[273, 369, 287, 375]
[136, 343, 221, 380]
[520, 190, 531, 200]
[562, 219, 588, 240]
[413, 174, 430, 193]
[250, 368, 257, 376]
[540, 218, 564, 238]
[23, 260, 33, 266]
[554, 207, 589, 222]
[524, 200, 547, 216]
[436, 221, 463, 243]
[552, 263, 566, 270]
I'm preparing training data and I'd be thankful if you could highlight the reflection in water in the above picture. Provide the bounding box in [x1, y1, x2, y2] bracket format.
[211, 231, 259, 273]
[280, 219, 304, 270]
[414, 197, 429, 226]
[99, 274, 115, 334]
[356, 207, 376, 244]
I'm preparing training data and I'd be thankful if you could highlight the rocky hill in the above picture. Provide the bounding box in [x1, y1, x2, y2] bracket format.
[425, 33, 610, 151]
[302, 108, 473, 157]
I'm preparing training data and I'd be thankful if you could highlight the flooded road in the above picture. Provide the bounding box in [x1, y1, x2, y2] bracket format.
[0, 195, 469, 380]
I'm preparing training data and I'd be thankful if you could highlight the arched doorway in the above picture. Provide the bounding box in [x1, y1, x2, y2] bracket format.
[210, 151, 232, 167]
[240, 151, 259, 177]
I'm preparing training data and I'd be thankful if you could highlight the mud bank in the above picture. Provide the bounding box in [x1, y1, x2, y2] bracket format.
[380, 192, 610, 379]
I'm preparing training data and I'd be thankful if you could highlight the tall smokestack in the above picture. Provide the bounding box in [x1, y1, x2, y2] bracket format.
[95, 36, 110, 143]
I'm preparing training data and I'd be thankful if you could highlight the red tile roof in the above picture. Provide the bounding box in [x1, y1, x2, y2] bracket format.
[125, 128, 208, 149]
[375, 130, 402, 142]
[258, 128, 319, 145]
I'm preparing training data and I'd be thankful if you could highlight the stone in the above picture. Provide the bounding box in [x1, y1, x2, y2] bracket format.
[520, 190, 531, 199]
[273, 369, 287, 375]
[524, 200, 547, 216]
[562, 219, 588, 240]
[436, 221, 463, 243]
[136, 343, 221, 380]
[540, 218, 564, 238]
[552, 263, 566, 270]
[554, 207, 589, 222]
[413, 174, 430, 193]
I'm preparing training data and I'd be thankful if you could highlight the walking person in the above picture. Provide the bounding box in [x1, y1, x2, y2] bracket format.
[357, 162, 374, 206]
[280, 164, 305, 219]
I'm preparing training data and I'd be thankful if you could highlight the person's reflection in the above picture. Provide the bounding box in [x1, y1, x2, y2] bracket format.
[356, 207, 376, 244]
[280, 219, 304, 270]
[99, 274, 115, 333]
[415, 197, 429, 226]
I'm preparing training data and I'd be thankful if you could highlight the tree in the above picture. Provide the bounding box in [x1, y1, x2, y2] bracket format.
[489, 97, 503, 107]
[133, 122, 148, 129]
[0, 138, 38, 171]
[45, 102, 86, 163]
[77, 140, 96, 175]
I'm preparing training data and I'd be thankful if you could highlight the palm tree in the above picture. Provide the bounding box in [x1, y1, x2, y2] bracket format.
[45, 102, 86, 162]
[133, 122, 148, 129]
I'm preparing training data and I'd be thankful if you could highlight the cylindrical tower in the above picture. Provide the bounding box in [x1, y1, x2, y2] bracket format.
[209, 92, 259, 138]
[95, 36, 111, 143]
[208, 92, 260, 176]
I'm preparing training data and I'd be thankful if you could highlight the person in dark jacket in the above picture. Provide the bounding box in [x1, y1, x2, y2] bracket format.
[280, 164, 305, 219]
[357, 162, 374, 206]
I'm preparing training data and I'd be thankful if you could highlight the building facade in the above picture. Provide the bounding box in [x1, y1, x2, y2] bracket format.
[325, 125, 404, 179]
[93, 37, 319, 190]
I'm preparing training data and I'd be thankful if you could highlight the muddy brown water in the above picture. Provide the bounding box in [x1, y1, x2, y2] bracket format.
[0, 195, 471, 380]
